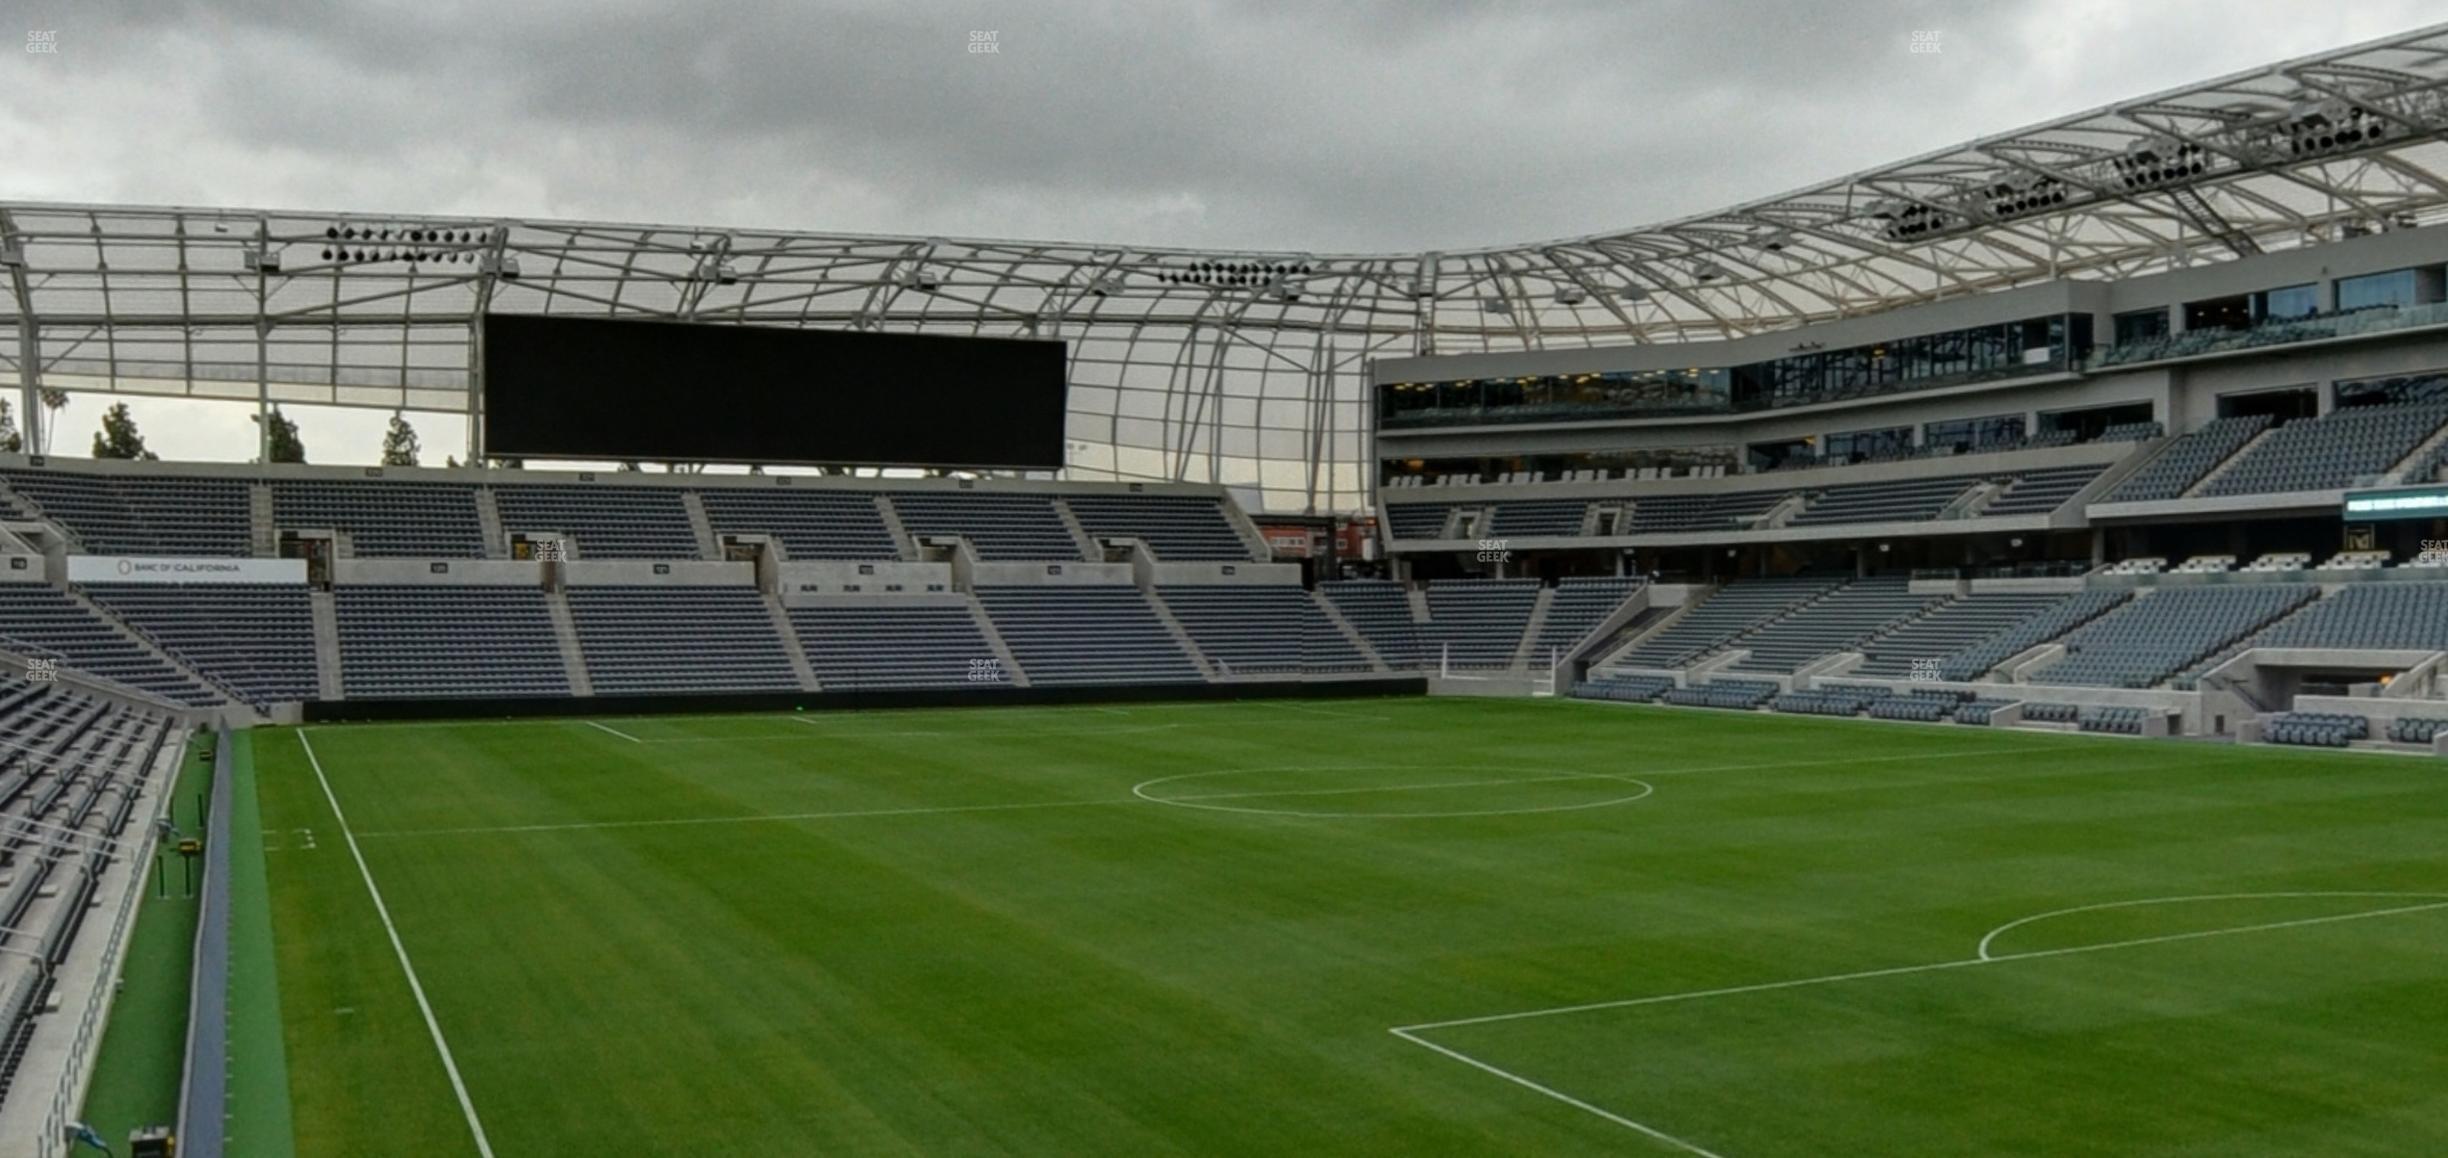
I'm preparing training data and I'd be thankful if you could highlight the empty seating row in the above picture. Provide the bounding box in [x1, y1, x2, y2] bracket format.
[1384, 504, 1453, 540]
[1485, 500, 1587, 537]
[0, 469, 254, 556]
[2385, 717, 2448, 744]
[1065, 495, 1253, 560]
[1727, 576, 1936, 673]
[894, 493, 1082, 560]
[2103, 414, 2271, 502]
[1980, 465, 2105, 516]
[2031, 585, 2315, 688]
[2266, 711, 2368, 747]
[1853, 592, 2068, 678]
[271, 479, 488, 557]
[0, 685, 182, 1116]
[494, 485, 702, 559]
[973, 587, 1203, 686]
[1629, 490, 1787, 533]
[0, 585, 224, 705]
[334, 585, 570, 699]
[565, 586, 800, 695]
[1157, 586, 1368, 674]
[1532, 577, 1642, 657]
[789, 603, 1001, 690]
[1773, 684, 1891, 716]
[1572, 674, 1673, 702]
[696, 489, 898, 560]
[1614, 576, 1846, 669]
[1659, 679, 1779, 710]
[2078, 705, 2155, 735]
[1934, 590, 2131, 681]
[2201, 401, 2448, 498]
[79, 583, 318, 706]
[1422, 579, 1539, 669]
[1319, 581, 1423, 669]
[1867, 691, 1963, 722]
[1953, 698, 2013, 725]
[1788, 474, 1978, 526]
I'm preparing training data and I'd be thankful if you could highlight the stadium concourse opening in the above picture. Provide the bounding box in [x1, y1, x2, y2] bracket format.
[8, 13, 2448, 1158]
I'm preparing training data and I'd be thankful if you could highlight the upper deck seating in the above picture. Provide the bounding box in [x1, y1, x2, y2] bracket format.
[1064, 495, 1253, 560]
[270, 479, 487, 557]
[693, 488, 899, 560]
[492, 485, 702, 559]
[2102, 415, 2271, 502]
[1980, 465, 2107, 516]
[0, 470, 252, 556]
[2201, 401, 2448, 497]
[891, 493, 1082, 560]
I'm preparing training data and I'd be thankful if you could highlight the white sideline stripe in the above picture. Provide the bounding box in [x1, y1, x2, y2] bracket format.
[358, 797, 1118, 837]
[1389, 1028, 1730, 1158]
[1396, 897, 2448, 1034]
[1166, 771, 1646, 802]
[582, 720, 642, 743]
[297, 730, 498, 1158]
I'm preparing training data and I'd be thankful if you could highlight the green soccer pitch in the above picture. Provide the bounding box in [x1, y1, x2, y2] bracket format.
[243, 697, 2448, 1156]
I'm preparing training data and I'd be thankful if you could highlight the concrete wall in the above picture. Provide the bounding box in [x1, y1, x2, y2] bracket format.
[778, 561, 957, 599]
[968, 561, 1135, 586]
[334, 558, 543, 585]
[1143, 561, 1304, 586]
[562, 561, 757, 587]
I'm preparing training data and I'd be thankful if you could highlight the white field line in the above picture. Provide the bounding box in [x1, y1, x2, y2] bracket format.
[297, 730, 498, 1158]
[357, 797, 1122, 838]
[761, 717, 1186, 740]
[1397, 897, 2448, 1035]
[1389, 1027, 1730, 1158]
[582, 720, 642, 743]
[1395, 894, 2448, 1152]
[1165, 771, 1647, 802]
[359, 745, 2073, 839]
[1973, 890, 2448, 960]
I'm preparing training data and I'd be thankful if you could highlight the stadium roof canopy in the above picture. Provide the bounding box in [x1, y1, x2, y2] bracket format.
[6, 23, 2448, 512]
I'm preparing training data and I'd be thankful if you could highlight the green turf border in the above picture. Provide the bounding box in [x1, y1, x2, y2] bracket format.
[225, 729, 297, 1158]
[76, 735, 212, 1146]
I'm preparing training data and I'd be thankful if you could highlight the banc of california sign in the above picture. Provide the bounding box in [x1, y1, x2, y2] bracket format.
[64, 556, 307, 584]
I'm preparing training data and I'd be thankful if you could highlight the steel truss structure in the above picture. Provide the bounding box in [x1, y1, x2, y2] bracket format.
[5, 25, 2448, 513]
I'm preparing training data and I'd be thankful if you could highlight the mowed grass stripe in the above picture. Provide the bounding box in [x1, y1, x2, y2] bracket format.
[259, 699, 2448, 1156]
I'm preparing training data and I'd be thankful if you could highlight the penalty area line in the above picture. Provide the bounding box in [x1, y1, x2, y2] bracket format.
[1393, 897, 2448, 1152]
[1389, 1028, 1729, 1158]
[297, 730, 499, 1158]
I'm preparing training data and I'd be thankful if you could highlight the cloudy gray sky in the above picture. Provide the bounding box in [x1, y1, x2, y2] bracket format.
[4, 0, 2441, 463]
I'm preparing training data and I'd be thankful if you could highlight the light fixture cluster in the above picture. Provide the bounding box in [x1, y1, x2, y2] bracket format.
[318, 223, 487, 265]
[1158, 260, 1315, 287]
